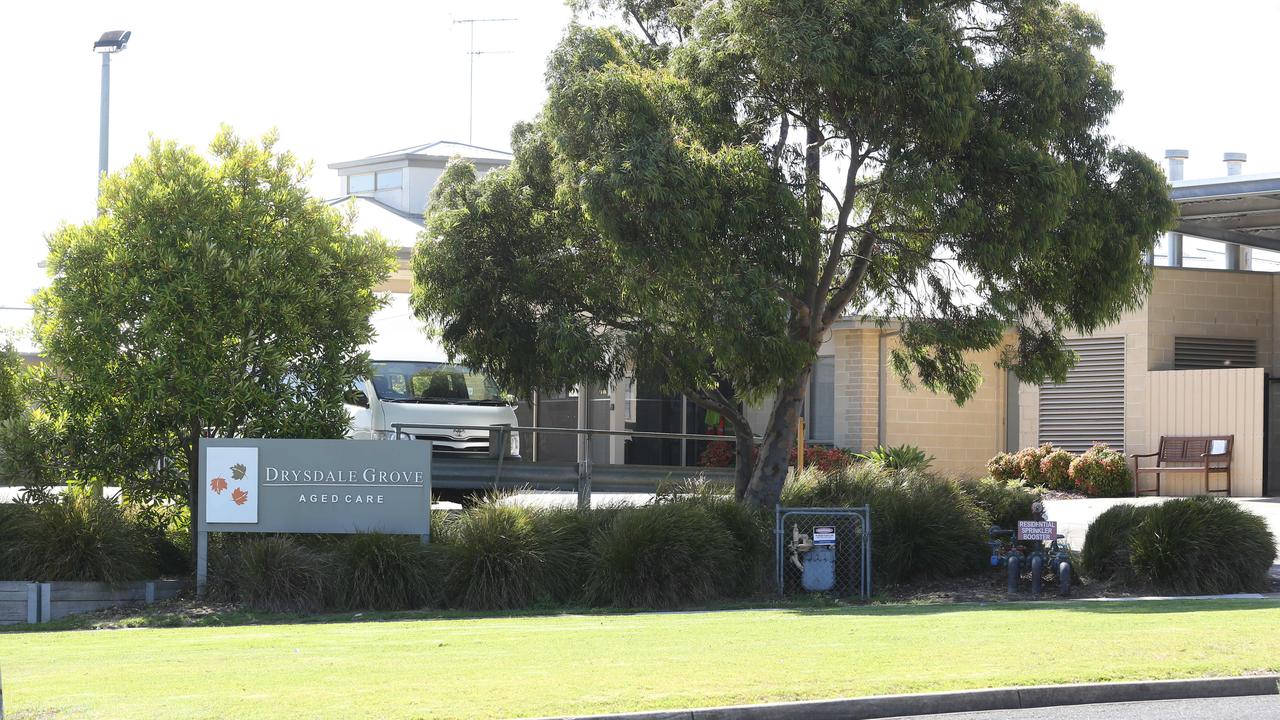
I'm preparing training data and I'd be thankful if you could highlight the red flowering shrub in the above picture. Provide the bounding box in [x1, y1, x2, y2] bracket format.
[1039, 448, 1074, 491]
[986, 452, 1020, 482]
[1069, 443, 1131, 497]
[1015, 443, 1055, 486]
[697, 441, 856, 474]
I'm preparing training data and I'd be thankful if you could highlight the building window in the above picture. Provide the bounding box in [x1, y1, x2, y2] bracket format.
[807, 355, 835, 444]
[1038, 336, 1124, 453]
[348, 173, 374, 193]
[1174, 337, 1257, 369]
[376, 170, 402, 190]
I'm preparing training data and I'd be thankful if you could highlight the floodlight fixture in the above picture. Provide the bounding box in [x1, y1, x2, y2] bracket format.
[94, 30, 131, 53]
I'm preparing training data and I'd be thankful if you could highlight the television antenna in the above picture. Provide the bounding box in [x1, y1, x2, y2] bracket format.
[453, 17, 516, 145]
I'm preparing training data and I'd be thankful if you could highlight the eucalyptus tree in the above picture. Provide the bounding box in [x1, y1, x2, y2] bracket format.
[413, 0, 1176, 507]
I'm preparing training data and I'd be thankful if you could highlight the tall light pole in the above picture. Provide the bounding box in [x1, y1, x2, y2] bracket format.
[93, 30, 131, 196]
[453, 18, 513, 145]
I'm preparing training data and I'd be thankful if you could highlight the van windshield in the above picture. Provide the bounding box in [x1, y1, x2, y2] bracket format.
[369, 361, 507, 404]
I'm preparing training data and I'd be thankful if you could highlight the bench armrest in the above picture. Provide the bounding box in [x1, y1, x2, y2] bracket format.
[1131, 452, 1160, 459]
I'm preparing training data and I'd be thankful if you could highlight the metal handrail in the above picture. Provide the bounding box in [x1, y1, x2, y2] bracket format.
[389, 422, 759, 443]
[390, 422, 756, 507]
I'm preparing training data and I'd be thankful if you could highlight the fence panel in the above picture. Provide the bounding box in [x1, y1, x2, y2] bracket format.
[776, 506, 871, 600]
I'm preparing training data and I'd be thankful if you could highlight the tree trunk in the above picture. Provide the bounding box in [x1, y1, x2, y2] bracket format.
[743, 371, 809, 509]
[733, 424, 754, 500]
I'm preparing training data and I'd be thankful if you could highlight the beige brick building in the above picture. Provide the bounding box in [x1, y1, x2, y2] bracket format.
[807, 266, 1276, 495]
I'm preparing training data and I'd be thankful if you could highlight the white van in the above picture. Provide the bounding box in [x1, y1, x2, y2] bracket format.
[345, 296, 519, 457]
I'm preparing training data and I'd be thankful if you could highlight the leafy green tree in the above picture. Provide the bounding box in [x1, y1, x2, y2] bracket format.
[0, 341, 21, 425]
[32, 128, 395, 549]
[413, 0, 1176, 508]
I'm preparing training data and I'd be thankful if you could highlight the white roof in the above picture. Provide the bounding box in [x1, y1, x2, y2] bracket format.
[327, 196, 423, 249]
[359, 140, 513, 163]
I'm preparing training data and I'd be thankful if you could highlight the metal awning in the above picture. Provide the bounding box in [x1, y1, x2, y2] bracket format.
[1171, 173, 1280, 252]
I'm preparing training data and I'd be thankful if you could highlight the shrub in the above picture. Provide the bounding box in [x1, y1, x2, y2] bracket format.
[780, 463, 882, 507]
[782, 465, 990, 585]
[439, 500, 575, 610]
[213, 535, 330, 613]
[1069, 444, 1131, 497]
[1080, 503, 1144, 584]
[697, 441, 738, 467]
[1039, 448, 1074, 491]
[3, 492, 156, 582]
[1129, 498, 1276, 594]
[698, 441, 856, 475]
[960, 477, 1039, 530]
[1082, 499, 1276, 594]
[0, 502, 36, 578]
[331, 532, 439, 611]
[124, 503, 192, 577]
[586, 502, 738, 608]
[873, 474, 990, 583]
[857, 444, 934, 472]
[1015, 444, 1054, 486]
[796, 445, 859, 474]
[986, 452, 1020, 483]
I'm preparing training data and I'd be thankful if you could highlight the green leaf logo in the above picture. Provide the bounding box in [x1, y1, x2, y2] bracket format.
[230, 463, 247, 480]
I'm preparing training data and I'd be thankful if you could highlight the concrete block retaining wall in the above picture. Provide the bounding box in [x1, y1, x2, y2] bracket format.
[0, 579, 184, 624]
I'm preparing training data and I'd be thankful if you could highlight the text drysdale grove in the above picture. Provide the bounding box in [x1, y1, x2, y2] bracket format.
[264, 467, 425, 485]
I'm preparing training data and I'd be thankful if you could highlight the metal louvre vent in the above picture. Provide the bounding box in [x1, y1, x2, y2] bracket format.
[1174, 336, 1258, 370]
[1039, 337, 1124, 453]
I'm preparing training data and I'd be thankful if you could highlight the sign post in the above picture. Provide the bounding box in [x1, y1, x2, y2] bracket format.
[195, 438, 432, 596]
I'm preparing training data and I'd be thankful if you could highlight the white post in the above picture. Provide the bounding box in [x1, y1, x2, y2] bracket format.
[1164, 149, 1188, 267]
[1224, 152, 1249, 270]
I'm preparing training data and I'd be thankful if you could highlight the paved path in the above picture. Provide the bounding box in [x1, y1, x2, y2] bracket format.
[886, 695, 1280, 719]
[1045, 497, 1280, 564]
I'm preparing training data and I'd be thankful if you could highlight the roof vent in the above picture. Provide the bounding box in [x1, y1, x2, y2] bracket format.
[1224, 152, 1247, 176]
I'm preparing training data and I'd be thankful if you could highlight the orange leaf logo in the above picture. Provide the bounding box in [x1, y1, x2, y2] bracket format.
[231, 488, 249, 506]
[210, 477, 228, 494]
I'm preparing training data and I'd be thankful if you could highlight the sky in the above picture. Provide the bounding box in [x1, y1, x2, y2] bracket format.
[2, 0, 1279, 334]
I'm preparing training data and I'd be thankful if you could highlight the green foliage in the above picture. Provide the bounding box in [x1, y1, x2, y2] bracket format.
[331, 533, 439, 611]
[2, 492, 156, 582]
[1082, 499, 1276, 594]
[1080, 503, 1144, 584]
[653, 481, 771, 596]
[0, 502, 35, 578]
[32, 127, 396, 509]
[0, 341, 22, 425]
[438, 501, 576, 610]
[857, 444, 934, 472]
[212, 535, 331, 613]
[586, 502, 738, 608]
[1069, 444, 1132, 497]
[782, 465, 989, 585]
[1129, 498, 1276, 594]
[415, 0, 1176, 508]
[959, 477, 1039, 530]
[124, 503, 192, 577]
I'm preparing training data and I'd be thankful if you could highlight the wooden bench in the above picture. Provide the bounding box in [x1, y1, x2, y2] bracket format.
[1131, 435, 1233, 497]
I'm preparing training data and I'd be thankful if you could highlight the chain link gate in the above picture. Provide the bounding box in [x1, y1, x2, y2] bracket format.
[776, 506, 871, 599]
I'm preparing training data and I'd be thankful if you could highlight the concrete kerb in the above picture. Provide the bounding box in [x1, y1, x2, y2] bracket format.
[529, 675, 1280, 720]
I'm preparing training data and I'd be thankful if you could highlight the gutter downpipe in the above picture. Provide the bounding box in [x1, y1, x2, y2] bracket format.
[877, 328, 902, 448]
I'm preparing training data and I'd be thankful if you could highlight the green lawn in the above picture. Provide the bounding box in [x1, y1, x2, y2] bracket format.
[4, 600, 1280, 719]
